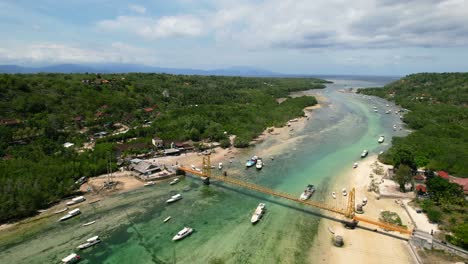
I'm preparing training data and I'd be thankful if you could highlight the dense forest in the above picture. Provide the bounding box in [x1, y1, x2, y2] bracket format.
[0, 73, 328, 223]
[359, 73, 468, 249]
[358, 73, 468, 177]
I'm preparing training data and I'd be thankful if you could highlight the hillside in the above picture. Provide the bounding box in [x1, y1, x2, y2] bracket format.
[0, 73, 328, 223]
[358, 72, 468, 176]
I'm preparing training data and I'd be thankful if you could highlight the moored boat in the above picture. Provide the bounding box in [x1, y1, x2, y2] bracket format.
[61, 253, 80, 263]
[378, 135, 385, 143]
[164, 216, 171, 223]
[256, 158, 263, 170]
[82, 221, 96, 227]
[251, 203, 266, 224]
[172, 227, 193, 241]
[166, 194, 182, 203]
[332, 192, 336, 199]
[342, 188, 347, 196]
[353, 162, 358, 168]
[66, 196, 86, 206]
[59, 208, 81, 222]
[299, 184, 315, 200]
[169, 178, 180, 185]
[54, 207, 69, 214]
[77, 236, 101, 250]
[144, 181, 156, 186]
[245, 156, 258, 167]
[361, 150, 368, 158]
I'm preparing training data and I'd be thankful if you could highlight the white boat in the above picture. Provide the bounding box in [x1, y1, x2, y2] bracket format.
[393, 124, 397, 130]
[361, 150, 368, 158]
[373, 109, 378, 112]
[66, 196, 86, 206]
[218, 162, 223, 170]
[59, 208, 81, 222]
[195, 168, 202, 172]
[77, 236, 101, 250]
[144, 181, 156, 186]
[245, 156, 258, 167]
[385, 110, 391, 114]
[299, 184, 315, 200]
[166, 194, 182, 203]
[362, 197, 368, 206]
[256, 158, 263, 170]
[61, 253, 81, 263]
[191, 164, 196, 169]
[169, 178, 180, 185]
[342, 188, 347, 196]
[353, 162, 358, 168]
[164, 216, 171, 223]
[54, 207, 69, 214]
[172, 227, 193, 241]
[378, 135, 385, 143]
[82, 221, 96, 226]
[251, 203, 266, 224]
[379, 151, 384, 155]
[332, 192, 336, 199]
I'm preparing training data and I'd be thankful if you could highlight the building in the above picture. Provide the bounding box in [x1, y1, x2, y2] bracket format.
[451, 177, 468, 195]
[152, 137, 163, 148]
[436, 170, 450, 179]
[132, 161, 162, 177]
[163, 148, 181, 156]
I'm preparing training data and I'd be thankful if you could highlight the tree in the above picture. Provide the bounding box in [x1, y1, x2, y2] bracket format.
[393, 165, 413, 192]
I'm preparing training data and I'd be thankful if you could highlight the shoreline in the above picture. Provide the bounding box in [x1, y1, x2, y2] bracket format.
[309, 155, 416, 263]
[0, 98, 321, 233]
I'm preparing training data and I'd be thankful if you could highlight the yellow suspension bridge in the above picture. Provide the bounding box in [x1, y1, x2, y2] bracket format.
[178, 155, 412, 235]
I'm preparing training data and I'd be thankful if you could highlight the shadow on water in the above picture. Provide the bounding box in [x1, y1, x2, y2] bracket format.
[190, 176, 410, 242]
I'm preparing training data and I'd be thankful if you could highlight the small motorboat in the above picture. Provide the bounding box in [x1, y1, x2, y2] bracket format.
[378, 135, 385, 143]
[169, 178, 180, 185]
[77, 235, 101, 250]
[166, 194, 182, 203]
[82, 221, 96, 227]
[299, 184, 315, 200]
[362, 197, 368, 206]
[144, 181, 156, 186]
[61, 253, 80, 263]
[251, 203, 266, 224]
[332, 192, 336, 199]
[245, 156, 258, 168]
[172, 227, 193, 241]
[256, 158, 263, 170]
[353, 162, 358, 169]
[67, 196, 86, 206]
[342, 188, 348, 197]
[163, 216, 171, 223]
[54, 207, 69, 214]
[59, 208, 81, 222]
[361, 150, 368, 158]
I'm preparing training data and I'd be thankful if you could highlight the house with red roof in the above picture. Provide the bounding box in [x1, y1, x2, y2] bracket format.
[415, 184, 427, 194]
[437, 170, 450, 179]
[451, 177, 468, 195]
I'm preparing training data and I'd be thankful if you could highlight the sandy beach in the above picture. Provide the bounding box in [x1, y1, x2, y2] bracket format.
[309, 155, 416, 263]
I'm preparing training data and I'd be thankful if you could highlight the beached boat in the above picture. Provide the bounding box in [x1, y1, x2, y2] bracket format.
[59, 208, 81, 222]
[54, 207, 69, 214]
[164, 216, 171, 223]
[256, 158, 263, 170]
[353, 162, 358, 168]
[66, 196, 86, 206]
[342, 188, 347, 196]
[379, 151, 384, 155]
[61, 253, 80, 263]
[166, 194, 182, 203]
[245, 156, 258, 167]
[251, 203, 266, 224]
[385, 110, 391, 114]
[77, 236, 101, 250]
[218, 162, 223, 170]
[378, 135, 385, 143]
[144, 181, 156, 186]
[299, 184, 315, 200]
[362, 197, 368, 206]
[82, 221, 96, 227]
[361, 150, 368, 158]
[169, 178, 180, 185]
[332, 192, 336, 199]
[172, 227, 193, 241]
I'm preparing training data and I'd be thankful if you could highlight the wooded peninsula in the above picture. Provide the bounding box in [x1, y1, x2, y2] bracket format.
[0, 73, 328, 223]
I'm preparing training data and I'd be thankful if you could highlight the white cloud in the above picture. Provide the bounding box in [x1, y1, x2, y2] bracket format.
[0, 42, 158, 65]
[129, 4, 146, 14]
[97, 15, 204, 39]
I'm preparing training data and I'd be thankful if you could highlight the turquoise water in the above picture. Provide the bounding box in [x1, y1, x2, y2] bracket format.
[0, 77, 406, 264]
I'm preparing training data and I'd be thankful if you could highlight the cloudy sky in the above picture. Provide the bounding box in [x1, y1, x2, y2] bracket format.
[1, 0, 468, 75]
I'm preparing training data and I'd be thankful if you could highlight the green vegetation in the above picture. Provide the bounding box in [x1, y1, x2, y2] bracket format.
[358, 73, 468, 177]
[379, 211, 404, 226]
[0, 73, 327, 223]
[359, 72, 468, 249]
